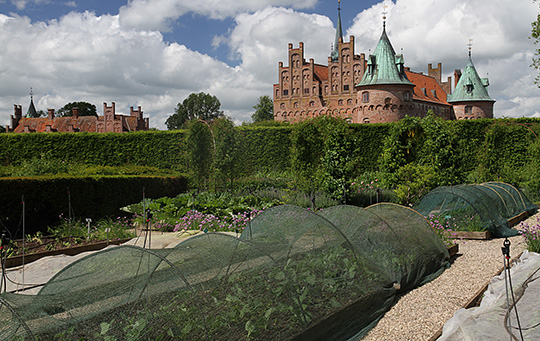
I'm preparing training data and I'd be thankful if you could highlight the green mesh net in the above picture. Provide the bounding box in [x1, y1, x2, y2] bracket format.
[413, 182, 538, 237]
[1, 204, 449, 340]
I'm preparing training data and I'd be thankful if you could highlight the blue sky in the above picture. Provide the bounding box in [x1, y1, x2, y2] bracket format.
[0, 0, 538, 128]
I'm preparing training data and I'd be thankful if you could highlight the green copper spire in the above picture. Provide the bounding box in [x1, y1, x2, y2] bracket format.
[26, 88, 38, 118]
[330, 0, 343, 62]
[357, 24, 413, 86]
[448, 52, 494, 103]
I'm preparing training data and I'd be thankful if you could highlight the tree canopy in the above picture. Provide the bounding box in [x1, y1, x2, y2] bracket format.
[251, 95, 274, 122]
[166, 92, 224, 130]
[57, 102, 98, 117]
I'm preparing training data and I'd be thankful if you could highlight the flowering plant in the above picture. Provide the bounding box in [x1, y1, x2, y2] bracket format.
[519, 216, 540, 253]
[426, 214, 459, 248]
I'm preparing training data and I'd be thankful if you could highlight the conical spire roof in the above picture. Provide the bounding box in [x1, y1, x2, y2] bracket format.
[357, 25, 413, 86]
[448, 54, 494, 103]
[330, 0, 343, 62]
[26, 90, 38, 118]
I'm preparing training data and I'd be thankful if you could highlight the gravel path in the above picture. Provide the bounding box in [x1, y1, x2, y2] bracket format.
[361, 214, 535, 341]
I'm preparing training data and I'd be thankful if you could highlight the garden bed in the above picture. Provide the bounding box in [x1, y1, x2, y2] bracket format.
[447, 244, 459, 257]
[445, 230, 493, 240]
[4, 237, 131, 268]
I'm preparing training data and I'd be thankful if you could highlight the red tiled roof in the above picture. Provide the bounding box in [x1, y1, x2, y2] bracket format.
[405, 70, 450, 105]
[13, 116, 97, 133]
[313, 64, 329, 82]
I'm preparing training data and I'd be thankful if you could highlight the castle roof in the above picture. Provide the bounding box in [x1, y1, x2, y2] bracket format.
[12, 115, 143, 133]
[13, 116, 98, 133]
[26, 98, 38, 118]
[406, 70, 450, 106]
[447, 54, 494, 103]
[357, 25, 414, 87]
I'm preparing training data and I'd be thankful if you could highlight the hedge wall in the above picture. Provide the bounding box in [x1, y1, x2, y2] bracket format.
[0, 131, 187, 170]
[0, 175, 188, 235]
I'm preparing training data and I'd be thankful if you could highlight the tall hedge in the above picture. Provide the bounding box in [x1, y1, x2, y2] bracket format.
[0, 175, 188, 235]
[0, 131, 187, 170]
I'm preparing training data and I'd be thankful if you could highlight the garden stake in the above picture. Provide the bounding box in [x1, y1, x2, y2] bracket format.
[21, 195, 25, 291]
[86, 218, 92, 240]
[501, 238, 523, 341]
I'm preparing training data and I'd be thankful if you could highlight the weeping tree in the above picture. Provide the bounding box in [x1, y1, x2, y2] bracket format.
[212, 117, 238, 190]
[186, 120, 214, 189]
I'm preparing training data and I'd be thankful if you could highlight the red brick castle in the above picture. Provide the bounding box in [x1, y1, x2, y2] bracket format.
[273, 3, 494, 123]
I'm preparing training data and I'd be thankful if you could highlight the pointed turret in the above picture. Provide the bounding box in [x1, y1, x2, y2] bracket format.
[356, 20, 416, 124]
[330, 0, 343, 62]
[26, 88, 38, 118]
[357, 24, 413, 86]
[448, 50, 495, 119]
[447, 53, 494, 103]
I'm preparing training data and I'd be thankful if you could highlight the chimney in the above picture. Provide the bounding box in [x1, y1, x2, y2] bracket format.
[48, 108, 55, 119]
[454, 69, 462, 88]
[72, 107, 79, 118]
[14, 104, 22, 119]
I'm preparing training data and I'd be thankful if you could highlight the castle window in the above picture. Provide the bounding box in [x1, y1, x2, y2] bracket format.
[338, 99, 344, 105]
[404, 91, 411, 101]
[465, 105, 472, 114]
[347, 99, 353, 105]
[344, 85, 349, 91]
[313, 87, 316, 94]
[283, 90, 289, 96]
[363, 117, 370, 124]
[280, 103, 285, 109]
[309, 101, 315, 107]
[362, 91, 369, 102]
[294, 102, 299, 108]
[385, 98, 391, 105]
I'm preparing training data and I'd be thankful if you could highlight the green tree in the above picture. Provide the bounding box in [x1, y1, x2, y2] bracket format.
[252, 95, 274, 122]
[166, 92, 224, 130]
[0, 125, 5, 133]
[57, 102, 98, 117]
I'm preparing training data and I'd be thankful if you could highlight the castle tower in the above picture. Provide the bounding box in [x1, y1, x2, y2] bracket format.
[355, 20, 415, 123]
[447, 48, 494, 119]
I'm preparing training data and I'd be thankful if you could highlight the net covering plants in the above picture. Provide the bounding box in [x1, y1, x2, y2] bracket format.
[1, 204, 449, 340]
[413, 182, 538, 237]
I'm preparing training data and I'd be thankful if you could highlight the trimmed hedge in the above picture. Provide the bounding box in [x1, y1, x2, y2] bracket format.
[0, 175, 188, 235]
[0, 131, 187, 170]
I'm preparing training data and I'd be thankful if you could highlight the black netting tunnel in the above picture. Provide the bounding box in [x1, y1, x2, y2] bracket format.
[1, 204, 450, 340]
[413, 182, 538, 237]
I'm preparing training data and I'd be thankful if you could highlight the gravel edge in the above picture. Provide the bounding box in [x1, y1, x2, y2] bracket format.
[360, 214, 535, 341]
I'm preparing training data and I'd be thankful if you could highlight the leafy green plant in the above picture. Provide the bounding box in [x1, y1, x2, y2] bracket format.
[393, 164, 436, 206]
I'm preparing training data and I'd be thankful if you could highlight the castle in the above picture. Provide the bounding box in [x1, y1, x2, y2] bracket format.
[7, 101, 149, 133]
[273, 4, 495, 123]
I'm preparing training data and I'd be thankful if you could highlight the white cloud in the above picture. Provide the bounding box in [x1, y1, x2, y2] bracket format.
[118, 0, 317, 31]
[0, 11, 242, 128]
[10, 0, 49, 10]
[1, 0, 539, 130]
[347, 0, 540, 119]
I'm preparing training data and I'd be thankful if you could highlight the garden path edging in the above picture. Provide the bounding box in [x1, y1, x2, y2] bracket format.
[5, 238, 131, 269]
